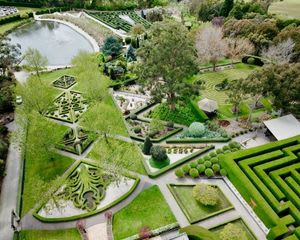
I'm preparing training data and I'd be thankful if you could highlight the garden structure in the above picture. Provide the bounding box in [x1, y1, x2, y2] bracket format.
[52, 75, 76, 89]
[221, 135, 300, 240]
[87, 11, 151, 33]
[46, 91, 88, 123]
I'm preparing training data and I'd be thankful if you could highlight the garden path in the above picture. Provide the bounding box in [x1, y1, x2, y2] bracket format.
[0, 120, 22, 240]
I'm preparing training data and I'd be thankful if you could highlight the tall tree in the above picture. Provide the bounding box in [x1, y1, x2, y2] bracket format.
[221, 0, 234, 17]
[226, 79, 245, 119]
[137, 19, 198, 110]
[0, 37, 21, 76]
[101, 36, 123, 58]
[226, 37, 254, 65]
[262, 38, 295, 65]
[23, 48, 48, 80]
[196, 26, 227, 71]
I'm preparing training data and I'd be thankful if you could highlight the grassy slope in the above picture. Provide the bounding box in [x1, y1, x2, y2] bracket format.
[269, 0, 300, 19]
[19, 229, 81, 240]
[87, 137, 146, 175]
[113, 185, 177, 240]
[0, 20, 27, 35]
[170, 185, 232, 223]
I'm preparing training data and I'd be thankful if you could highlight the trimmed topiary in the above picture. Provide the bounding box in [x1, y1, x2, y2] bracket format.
[224, 150, 231, 154]
[197, 164, 206, 173]
[222, 145, 230, 151]
[220, 169, 228, 176]
[189, 168, 199, 178]
[150, 146, 168, 162]
[143, 136, 153, 155]
[175, 168, 185, 178]
[205, 168, 214, 177]
[211, 157, 218, 164]
[209, 152, 217, 158]
[190, 161, 198, 168]
[182, 164, 191, 173]
[204, 155, 211, 161]
[216, 148, 223, 154]
[186, 122, 206, 138]
[212, 164, 220, 172]
[219, 223, 248, 240]
[204, 160, 212, 168]
[197, 158, 205, 164]
[193, 184, 219, 206]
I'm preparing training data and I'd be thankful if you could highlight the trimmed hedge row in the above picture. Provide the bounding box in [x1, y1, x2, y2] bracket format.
[166, 137, 231, 144]
[220, 135, 300, 240]
[0, 13, 33, 26]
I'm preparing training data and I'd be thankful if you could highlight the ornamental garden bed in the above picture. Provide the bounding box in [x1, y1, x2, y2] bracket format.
[210, 218, 257, 240]
[143, 145, 214, 178]
[52, 75, 76, 89]
[168, 184, 233, 224]
[88, 11, 151, 33]
[33, 161, 139, 222]
[126, 118, 182, 143]
[46, 91, 88, 123]
[56, 127, 95, 155]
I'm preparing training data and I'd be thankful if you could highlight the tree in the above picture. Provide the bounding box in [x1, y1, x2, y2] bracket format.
[197, 0, 223, 22]
[137, 19, 198, 110]
[101, 36, 123, 58]
[226, 37, 254, 65]
[262, 38, 295, 65]
[143, 136, 152, 155]
[196, 26, 227, 71]
[126, 45, 136, 62]
[130, 23, 146, 37]
[193, 183, 219, 206]
[149, 119, 164, 134]
[23, 48, 48, 80]
[219, 223, 247, 240]
[0, 37, 21, 76]
[226, 79, 245, 119]
[150, 146, 168, 162]
[221, 0, 234, 17]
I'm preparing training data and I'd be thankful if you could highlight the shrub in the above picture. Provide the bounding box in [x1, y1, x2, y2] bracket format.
[192, 184, 219, 206]
[247, 57, 255, 65]
[217, 153, 225, 160]
[125, 37, 132, 44]
[205, 168, 214, 177]
[197, 164, 206, 173]
[197, 158, 205, 164]
[166, 121, 174, 128]
[134, 127, 141, 133]
[186, 122, 206, 138]
[0, 139, 8, 159]
[190, 161, 198, 168]
[182, 164, 191, 173]
[204, 155, 211, 161]
[216, 148, 223, 154]
[222, 145, 230, 151]
[231, 148, 238, 152]
[143, 137, 153, 155]
[102, 36, 123, 57]
[211, 157, 218, 164]
[129, 113, 137, 120]
[189, 168, 199, 178]
[219, 223, 247, 240]
[212, 164, 220, 172]
[224, 150, 231, 154]
[175, 168, 185, 178]
[209, 152, 217, 158]
[204, 160, 212, 168]
[150, 146, 168, 162]
[220, 169, 228, 176]
[0, 159, 5, 177]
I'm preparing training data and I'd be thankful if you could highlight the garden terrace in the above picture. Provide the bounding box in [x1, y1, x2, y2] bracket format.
[221, 135, 300, 240]
[34, 161, 139, 222]
[57, 127, 94, 155]
[46, 91, 88, 123]
[52, 75, 76, 89]
[87, 11, 151, 33]
[168, 184, 233, 224]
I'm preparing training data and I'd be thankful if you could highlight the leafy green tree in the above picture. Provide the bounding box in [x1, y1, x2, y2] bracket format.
[193, 183, 219, 206]
[101, 36, 123, 58]
[221, 0, 234, 17]
[137, 19, 198, 109]
[143, 136, 152, 155]
[219, 223, 247, 240]
[23, 48, 48, 80]
[197, 0, 223, 22]
[226, 79, 245, 119]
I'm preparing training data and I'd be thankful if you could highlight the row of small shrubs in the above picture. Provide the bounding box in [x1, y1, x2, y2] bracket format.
[0, 12, 33, 25]
[175, 141, 241, 178]
[230, 125, 263, 138]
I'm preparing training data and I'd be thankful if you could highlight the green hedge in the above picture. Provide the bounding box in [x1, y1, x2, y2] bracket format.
[33, 160, 140, 222]
[0, 1, 42, 7]
[166, 137, 231, 144]
[179, 225, 219, 240]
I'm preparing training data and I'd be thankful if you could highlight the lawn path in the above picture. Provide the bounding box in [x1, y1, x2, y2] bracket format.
[0, 120, 22, 240]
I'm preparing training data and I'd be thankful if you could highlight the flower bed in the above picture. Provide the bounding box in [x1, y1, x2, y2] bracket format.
[52, 75, 76, 89]
[88, 11, 151, 33]
[46, 91, 88, 123]
[33, 161, 139, 222]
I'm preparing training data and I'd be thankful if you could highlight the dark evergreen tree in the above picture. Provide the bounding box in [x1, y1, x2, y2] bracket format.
[143, 136, 152, 155]
[221, 0, 234, 17]
[101, 36, 123, 58]
[126, 45, 136, 62]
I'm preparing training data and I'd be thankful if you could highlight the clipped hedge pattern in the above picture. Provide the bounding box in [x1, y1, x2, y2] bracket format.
[220, 136, 300, 240]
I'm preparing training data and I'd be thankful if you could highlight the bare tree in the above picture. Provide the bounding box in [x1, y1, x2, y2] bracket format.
[196, 26, 227, 71]
[262, 38, 295, 65]
[226, 38, 254, 66]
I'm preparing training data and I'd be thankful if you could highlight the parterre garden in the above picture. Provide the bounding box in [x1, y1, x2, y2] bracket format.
[221, 135, 300, 240]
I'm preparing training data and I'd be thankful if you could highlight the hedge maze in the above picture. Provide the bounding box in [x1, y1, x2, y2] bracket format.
[46, 91, 88, 123]
[221, 136, 300, 240]
[89, 11, 151, 32]
[52, 75, 76, 89]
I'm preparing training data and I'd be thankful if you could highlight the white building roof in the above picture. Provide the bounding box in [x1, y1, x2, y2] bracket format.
[263, 114, 300, 140]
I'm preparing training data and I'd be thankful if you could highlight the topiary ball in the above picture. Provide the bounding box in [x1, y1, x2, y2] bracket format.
[204, 160, 212, 168]
[189, 168, 199, 178]
[190, 161, 198, 168]
[187, 122, 206, 138]
[205, 168, 214, 177]
[175, 168, 185, 178]
[182, 164, 191, 173]
[220, 169, 228, 176]
[211, 157, 218, 164]
[212, 164, 220, 172]
[197, 164, 206, 173]
[197, 158, 205, 164]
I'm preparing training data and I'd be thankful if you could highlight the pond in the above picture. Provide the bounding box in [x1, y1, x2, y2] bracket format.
[8, 20, 95, 66]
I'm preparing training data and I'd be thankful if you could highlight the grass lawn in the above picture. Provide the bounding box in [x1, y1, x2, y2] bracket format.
[169, 184, 233, 224]
[210, 218, 257, 240]
[21, 115, 75, 217]
[87, 137, 146, 175]
[0, 19, 28, 35]
[18, 229, 81, 240]
[199, 58, 234, 68]
[17, 7, 41, 14]
[112, 185, 177, 240]
[269, 0, 300, 19]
